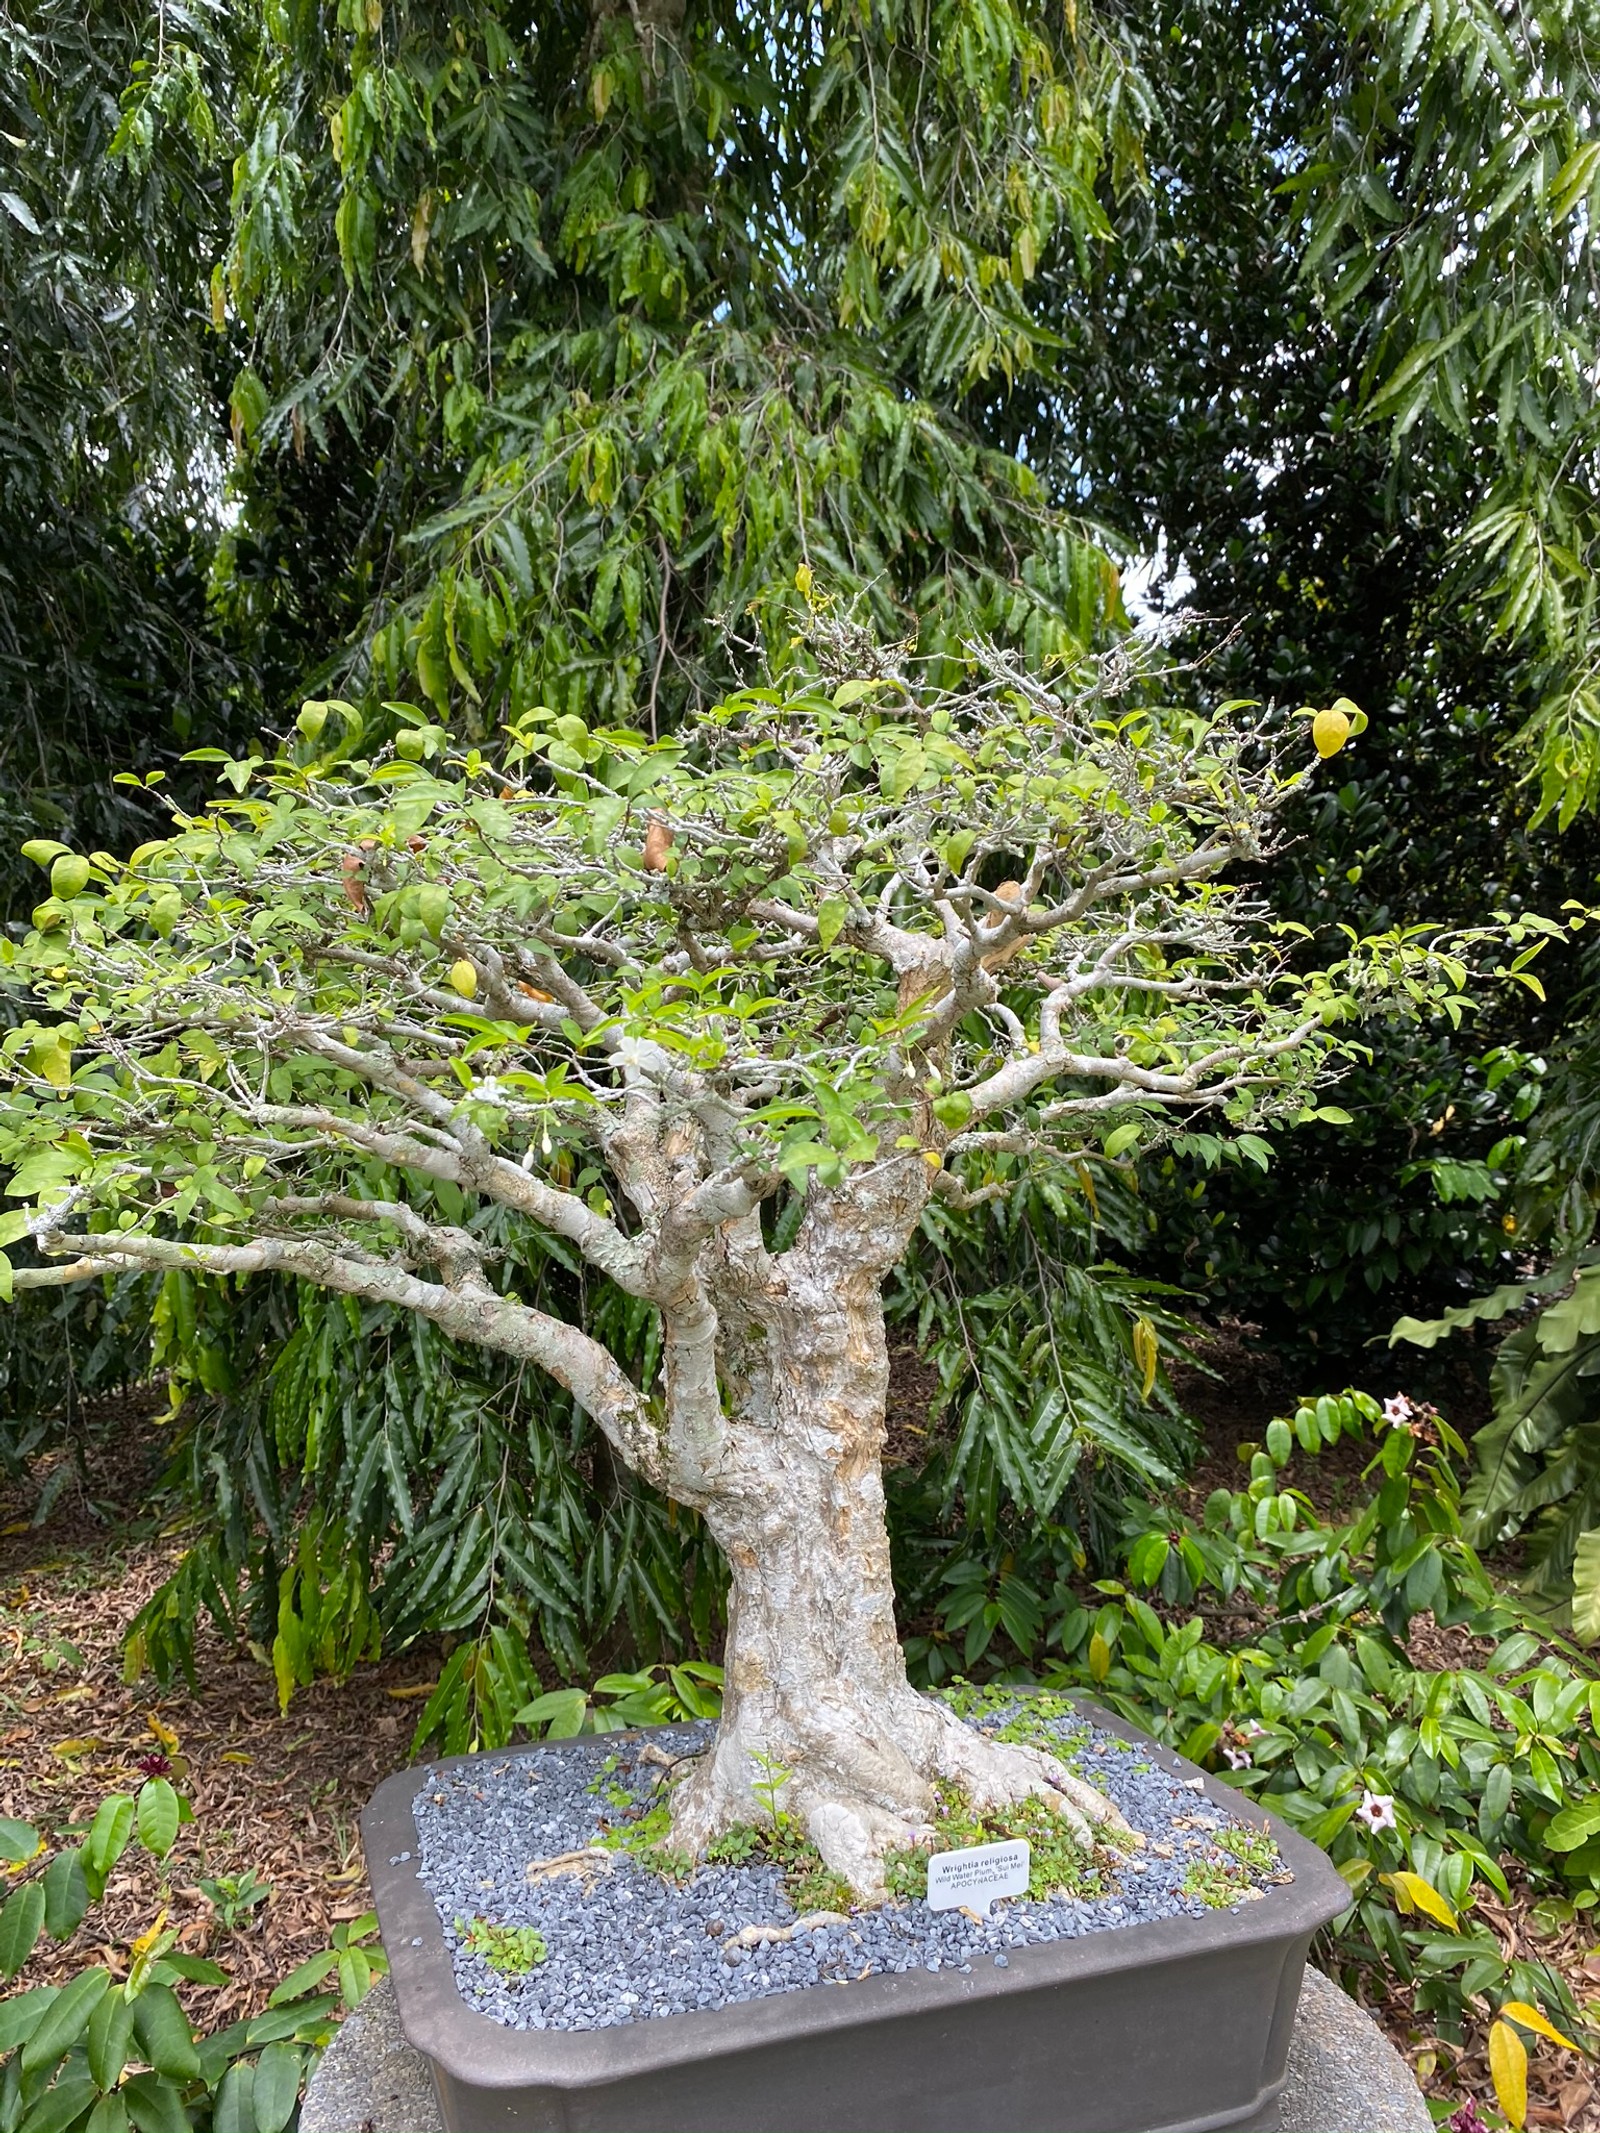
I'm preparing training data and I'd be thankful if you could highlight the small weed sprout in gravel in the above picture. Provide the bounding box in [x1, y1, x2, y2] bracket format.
[411, 1694, 1292, 2032]
[457, 1917, 549, 1975]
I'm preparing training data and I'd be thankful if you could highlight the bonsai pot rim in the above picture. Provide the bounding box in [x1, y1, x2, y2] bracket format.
[362, 1693, 1349, 2097]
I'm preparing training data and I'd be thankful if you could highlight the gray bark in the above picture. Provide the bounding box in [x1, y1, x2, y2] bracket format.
[656, 1164, 1132, 1895]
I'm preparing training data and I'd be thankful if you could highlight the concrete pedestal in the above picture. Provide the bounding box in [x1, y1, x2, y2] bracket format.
[301, 1967, 1431, 2133]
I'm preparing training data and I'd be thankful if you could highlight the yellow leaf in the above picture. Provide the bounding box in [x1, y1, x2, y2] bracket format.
[129, 1908, 170, 1965]
[1500, 2000, 1579, 2053]
[1381, 1870, 1458, 1930]
[50, 1737, 109, 1759]
[219, 1751, 253, 1765]
[1088, 1631, 1111, 1682]
[1312, 707, 1352, 759]
[385, 1681, 438, 1700]
[1132, 1316, 1159, 1401]
[147, 1715, 180, 1753]
[1490, 2017, 1528, 2131]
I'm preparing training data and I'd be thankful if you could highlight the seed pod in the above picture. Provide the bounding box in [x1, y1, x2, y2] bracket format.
[449, 959, 478, 999]
[517, 980, 554, 1003]
[406, 835, 428, 852]
[341, 852, 368, 913]
[642, 818, 673, 873]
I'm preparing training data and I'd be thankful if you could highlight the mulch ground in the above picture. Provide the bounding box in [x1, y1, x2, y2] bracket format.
[3, 1364, 1598, 2127]
[1, 1398, 424, 2030]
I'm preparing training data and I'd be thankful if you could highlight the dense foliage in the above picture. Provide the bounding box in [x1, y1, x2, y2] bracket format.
[1008, 1392, 1598, 2122]
[0, 4, 254, 923]
[0, 1776, 381, 2133]
[1392, 973, 1600, 1632]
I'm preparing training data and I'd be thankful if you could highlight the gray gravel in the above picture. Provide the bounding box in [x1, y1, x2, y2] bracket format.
[409, 1706, 1290, 2034]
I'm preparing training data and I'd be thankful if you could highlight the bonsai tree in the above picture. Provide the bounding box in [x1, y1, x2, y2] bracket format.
[0, 608, 1462, 1894]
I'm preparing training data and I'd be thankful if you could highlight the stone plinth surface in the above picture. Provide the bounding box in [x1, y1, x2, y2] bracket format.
[301, 1968, 1431, 2133]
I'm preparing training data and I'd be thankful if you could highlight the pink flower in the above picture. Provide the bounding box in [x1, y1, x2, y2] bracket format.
[1353, 1789, 1397, 1833]
[1446, 2101, 1486, 2133]
[1382, 1394, 1414, 1426]
[1222, 1745, 1252, 1769]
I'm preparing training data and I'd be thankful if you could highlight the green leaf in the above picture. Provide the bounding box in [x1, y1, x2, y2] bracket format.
[87, 2095, 130, 2133]
[212, 2063, 254, 2133]
[132, 1983, 200, 2082]
[416, 883, 451, 939]
[265, 1955, 336, 2009]
[1571, 1530, 1600, 1645]
[42, 1848, 88, 1941]
[19, 840, 70, 868]
[135, 1780, 180, 1861]
[816, 896, 849, 950]
[158, 1954, 228, 1986]
[0, 1816, 40, 1864]
[121, 2071, 192, 2133]
[22, 1965, 110, 2076]
[337, 1945, 372, 2007]
[88, 1988, 136, 2093]
[252, 2042, 301, 2133]
[512, 1688, 590, 1738]
[0, 1985, 59, 2055]
[1103, 1122, 1142, 1160]
[245, 1995, 339, 2045]
[1545, 1796, 1600, 1852]
[83, 1797, 135, 1888]
[0, 1880, 46, 1980]
[20, 2075, 98, 2133]
[50, 854, 90, 900]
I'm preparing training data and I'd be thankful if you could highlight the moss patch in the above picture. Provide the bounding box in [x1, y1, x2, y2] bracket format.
[884, 1782, 1115, 1905]
[1181, 1824, 1287, 1909]
[596, 1798, 697, 1881]
[705, 1817, 855, 1916]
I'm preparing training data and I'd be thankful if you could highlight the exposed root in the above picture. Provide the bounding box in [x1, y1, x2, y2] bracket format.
[925, 1706, 1138, 1854]
[524, 1846, 616, 1887]
[729, 1911, 850, 1948]
[665, 1690, 1136, 1901]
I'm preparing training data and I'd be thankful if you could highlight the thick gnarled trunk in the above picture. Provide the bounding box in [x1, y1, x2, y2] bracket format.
[665, 1275, 1130, 1896]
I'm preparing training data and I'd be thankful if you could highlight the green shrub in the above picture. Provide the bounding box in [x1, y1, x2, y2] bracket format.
[0, 1781, 383, 2133]
[1028, 1390, 1596, 2058]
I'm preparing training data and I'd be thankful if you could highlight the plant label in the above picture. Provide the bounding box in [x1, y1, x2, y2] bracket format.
[926, 1838, 1030, 1916]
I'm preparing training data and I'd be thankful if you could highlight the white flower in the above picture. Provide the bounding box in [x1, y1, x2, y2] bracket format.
[468, 1077, 508, 1106]
[1222, 1745, 1253, 1769]
[1382, 1394, 1414, 1427]
[1353, 1789, 1397, 1833]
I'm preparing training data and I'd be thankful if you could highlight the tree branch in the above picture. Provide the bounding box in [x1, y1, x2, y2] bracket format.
[22, 1228, 676, 1492]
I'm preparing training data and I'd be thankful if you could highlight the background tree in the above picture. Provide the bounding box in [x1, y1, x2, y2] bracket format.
[0, 2, 256, 923]
[1000, 0, 1600, 1358]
